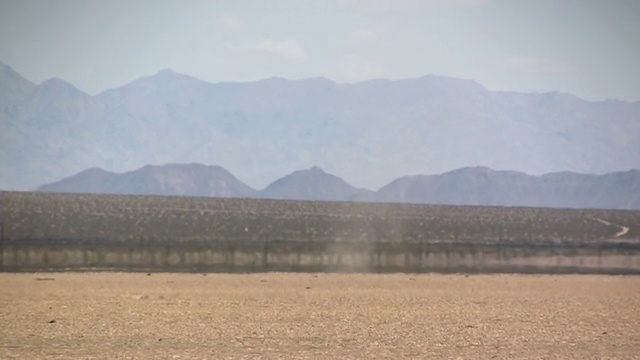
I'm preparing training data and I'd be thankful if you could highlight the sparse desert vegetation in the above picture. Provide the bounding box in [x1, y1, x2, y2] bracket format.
[2, 191, 639, 244]
[1, 191, 640, 273]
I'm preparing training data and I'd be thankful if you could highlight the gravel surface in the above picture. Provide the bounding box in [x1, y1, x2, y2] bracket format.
[1, 273, 639, 359]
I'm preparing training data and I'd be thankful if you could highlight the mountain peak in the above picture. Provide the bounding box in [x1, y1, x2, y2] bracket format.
[78, 167, 111, 175]
[414, 74, 489, 93]
[0, 61, 18, 76]
[261, 166, 358, 202]
[97, 68, 208, 101]
[147, 68, 204, 84]
[288, 166, 337, 179]
[298, 77, 335, 85]
[153, 68, 180, 78]
[29, 77, 90, 103]
[444, 166, 495, 175]
[0, 61, 37, 100]
[38, 77, 84, 93]
[442, 166, 530, 179]
[129, 163, 229, 176]
[39, 163, 256, 198]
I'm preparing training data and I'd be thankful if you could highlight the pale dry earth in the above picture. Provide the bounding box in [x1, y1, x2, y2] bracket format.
[1, 273, 639, 359]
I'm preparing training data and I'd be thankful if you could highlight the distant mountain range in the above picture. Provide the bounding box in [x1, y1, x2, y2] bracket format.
[2, 61, 640, 192]
[37, 164, 256, 198]
[37, 163, 640, 210]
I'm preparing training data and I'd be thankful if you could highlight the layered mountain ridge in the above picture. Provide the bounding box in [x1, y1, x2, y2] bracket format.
[2, 61, 640, 191]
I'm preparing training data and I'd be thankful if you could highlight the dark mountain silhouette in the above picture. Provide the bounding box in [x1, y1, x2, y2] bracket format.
[37, 164, 640, 209]
[2, 61, 640, 191]
[38, 163, 257, 198]
[377, 167, 640, 209]
[259, 166, 365, 201]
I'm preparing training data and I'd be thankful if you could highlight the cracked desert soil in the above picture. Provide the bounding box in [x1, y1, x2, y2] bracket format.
[1, 273, 639, 359]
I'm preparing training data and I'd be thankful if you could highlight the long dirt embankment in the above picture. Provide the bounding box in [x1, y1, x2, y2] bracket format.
[3, 240, 640, 274]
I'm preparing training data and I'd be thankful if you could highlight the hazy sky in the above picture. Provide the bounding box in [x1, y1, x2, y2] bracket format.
[1, 0, 639, 101]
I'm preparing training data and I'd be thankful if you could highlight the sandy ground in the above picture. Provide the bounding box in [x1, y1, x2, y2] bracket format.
[1, 273, 639, 359]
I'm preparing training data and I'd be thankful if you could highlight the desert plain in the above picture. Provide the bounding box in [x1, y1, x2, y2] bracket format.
[1, 272, 639, 359]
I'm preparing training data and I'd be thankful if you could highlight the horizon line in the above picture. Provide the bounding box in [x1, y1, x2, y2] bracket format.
[2, 59, 637, 104]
